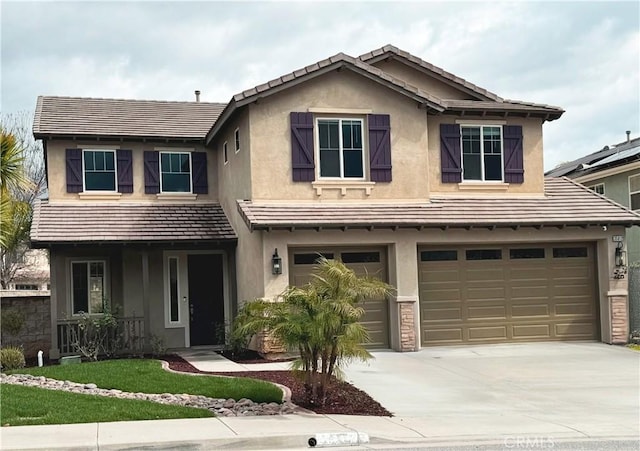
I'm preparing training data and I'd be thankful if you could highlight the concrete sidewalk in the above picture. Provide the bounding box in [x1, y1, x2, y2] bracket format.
[3, 413, 638, 450]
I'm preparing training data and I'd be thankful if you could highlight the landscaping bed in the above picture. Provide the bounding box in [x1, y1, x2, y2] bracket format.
[164, 354, 392, 416]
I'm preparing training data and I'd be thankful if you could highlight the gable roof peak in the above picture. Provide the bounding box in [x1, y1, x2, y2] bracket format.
[359, 44, 503, 102]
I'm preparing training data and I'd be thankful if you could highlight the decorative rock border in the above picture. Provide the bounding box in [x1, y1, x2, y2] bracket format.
[1, 372, 299, 417]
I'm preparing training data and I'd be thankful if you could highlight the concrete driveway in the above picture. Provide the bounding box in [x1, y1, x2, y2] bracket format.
[342, 342, 640, 440]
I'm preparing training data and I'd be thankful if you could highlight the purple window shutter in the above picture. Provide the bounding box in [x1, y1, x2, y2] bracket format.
[290, 112, 315, 181]
[503, 125, 524, 184]
[116, 149, 133, 193]
[65, 149, 83, 193]
[440, 124, 462, 183]
[191, 152, 208, 194]
[143, 151, 160, 194]
[368, 114, 392, 182]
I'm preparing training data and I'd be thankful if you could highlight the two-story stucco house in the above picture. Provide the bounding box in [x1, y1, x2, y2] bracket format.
[31, 45, 639, 359]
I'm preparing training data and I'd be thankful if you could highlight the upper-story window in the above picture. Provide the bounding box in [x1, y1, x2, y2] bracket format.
[223, 142, 228, 164]
[83, 150, 117, 191]
[160, 152, 191, 192]
[317, 118, 364, 179]
[588, 183, 605, 195]
[143, 150, 208, 195]
[66, 148, 133, 194]
[290, 112, 391, 183]
[461, 126, 503, 181]
[440, 123, 523, 185]
[234, 129, 240, 153]
[629, 174, 640, 210]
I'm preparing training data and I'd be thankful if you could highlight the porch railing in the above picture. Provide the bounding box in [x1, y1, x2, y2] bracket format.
[57, 316, 145, 357]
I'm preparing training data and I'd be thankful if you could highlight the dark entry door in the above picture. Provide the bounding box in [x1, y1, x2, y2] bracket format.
[188, 254, 225, 346]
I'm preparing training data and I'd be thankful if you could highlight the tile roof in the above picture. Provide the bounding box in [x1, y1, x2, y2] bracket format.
[358, 44, 503, 102]
[443, 99, 564, 120]
[237, 178, 640, 231]
[31, 202, 237, 245]
[33, 96, 226, 140]
[230, 52, 445, 110]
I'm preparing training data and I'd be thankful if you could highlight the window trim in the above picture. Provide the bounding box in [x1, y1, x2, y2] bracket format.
[223, 141, 229, 165]
[459, 124, 504, 182]
[164, 255, 182, 327]
[629, 174, 640, 210]
[315, 117, 366, 181]
[69, 259, 108, 316]
[159, 151, 192, 194]
[234, 129, 240, 153]
[588, 183, 605, 195]
[82, 149, 118, 192]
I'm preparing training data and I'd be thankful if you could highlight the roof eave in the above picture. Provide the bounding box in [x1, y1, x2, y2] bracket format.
[33, 132, 207, 143]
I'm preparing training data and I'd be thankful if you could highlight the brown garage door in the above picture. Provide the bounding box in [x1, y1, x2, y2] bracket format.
[419, 243, 599, 345]
[290, 248, 389, 349]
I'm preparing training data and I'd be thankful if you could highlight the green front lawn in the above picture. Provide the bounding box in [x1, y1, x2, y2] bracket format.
[12, 359, 282, 403]
[628, 344, 640, 351]
[1, 384, 212, 426]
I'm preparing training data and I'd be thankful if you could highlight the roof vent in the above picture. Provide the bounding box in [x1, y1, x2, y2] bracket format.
[195, 90, 201, 102]
[627, 130, 631, 143]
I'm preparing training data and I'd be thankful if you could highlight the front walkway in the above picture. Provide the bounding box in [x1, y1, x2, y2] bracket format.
[176, 346, 291, 372]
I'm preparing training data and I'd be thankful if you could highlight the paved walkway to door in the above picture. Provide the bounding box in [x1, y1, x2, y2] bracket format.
[342, 342, 639, 437]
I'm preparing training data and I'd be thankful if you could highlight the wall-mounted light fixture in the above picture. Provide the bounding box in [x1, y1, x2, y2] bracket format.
[272, 249, 282, 275]
[615, 241, 626, 267]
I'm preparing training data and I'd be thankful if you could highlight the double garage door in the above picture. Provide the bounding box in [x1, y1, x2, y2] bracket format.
[419, 243, 599, 345]
[289, 248, 389, 349]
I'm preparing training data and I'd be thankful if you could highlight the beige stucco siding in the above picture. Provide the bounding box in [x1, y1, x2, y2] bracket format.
[247, 70, 430, 201]
[428, 116, 545, 195]
[45, 140, 218, 202]
[370, 59, 475, 100]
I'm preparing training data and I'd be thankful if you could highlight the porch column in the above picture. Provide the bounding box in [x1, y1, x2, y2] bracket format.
[388, 239, 419, 352]
[48, 251, 60, 359]
[141, 251, 150, 350]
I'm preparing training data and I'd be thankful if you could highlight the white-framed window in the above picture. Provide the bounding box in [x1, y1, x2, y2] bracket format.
[160, 151, 191, 193]
[83, 150, 117, 191]
[588, 183, 605, 195]
[70, 260, 106, 315]
[317, 118, 364, 179]
[629, 174, 640, 210]
[461, 125, 503, 181]
[234, 129, 240, 153]
[223, 141, 228, 164]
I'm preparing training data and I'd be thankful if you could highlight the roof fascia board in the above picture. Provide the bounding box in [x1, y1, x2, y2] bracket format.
[574, 160, 640, 184]
[33, 133, 205, 143]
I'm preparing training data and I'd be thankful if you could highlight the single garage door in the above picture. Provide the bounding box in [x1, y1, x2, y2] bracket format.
[419, 243, 599, 345]
[290, 248, 389, 349]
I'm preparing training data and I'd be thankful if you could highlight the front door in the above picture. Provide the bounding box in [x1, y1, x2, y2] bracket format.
[188, 254, 225, 346]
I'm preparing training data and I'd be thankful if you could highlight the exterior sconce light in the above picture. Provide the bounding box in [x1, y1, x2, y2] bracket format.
[615, 242, 626, 267]
[272, 249, 282, 275]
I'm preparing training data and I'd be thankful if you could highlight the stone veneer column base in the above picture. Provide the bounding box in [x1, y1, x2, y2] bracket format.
[398, 301, 417, 352]
[609, 290, 629, 344]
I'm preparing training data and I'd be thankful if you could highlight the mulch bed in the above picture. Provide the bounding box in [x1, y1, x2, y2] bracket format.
[163, 354, 392, 416]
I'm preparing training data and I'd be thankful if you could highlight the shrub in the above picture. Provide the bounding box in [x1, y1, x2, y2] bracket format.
[68, 306, 120, 361]
[234, 257, 393, 406]
[1, 308, 25, 336]
[630, 330, 640, 345]
[1, 346, 25, 371]
[149, 334, 167, 358]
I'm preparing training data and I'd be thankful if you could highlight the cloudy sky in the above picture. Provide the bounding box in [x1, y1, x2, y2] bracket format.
[1, 1, 638, 170]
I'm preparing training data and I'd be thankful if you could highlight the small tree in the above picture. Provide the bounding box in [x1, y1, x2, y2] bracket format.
[234, 258, 392, 406]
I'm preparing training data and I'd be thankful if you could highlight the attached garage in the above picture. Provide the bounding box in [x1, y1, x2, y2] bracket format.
[419, 243, 599, 345]
[289, 248, 390, 349]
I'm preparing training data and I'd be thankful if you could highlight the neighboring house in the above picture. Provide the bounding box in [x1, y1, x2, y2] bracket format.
[546, 134, 640, 263]
[3, 249, 50, 291]
[31, 45, 639, 359]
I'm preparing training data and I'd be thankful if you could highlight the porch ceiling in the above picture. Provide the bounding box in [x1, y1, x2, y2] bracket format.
[30, 202, 237, 246]
[237, 177, 640, 231]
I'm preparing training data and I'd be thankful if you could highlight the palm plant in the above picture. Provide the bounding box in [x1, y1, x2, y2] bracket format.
[233, 257, 393, 406]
